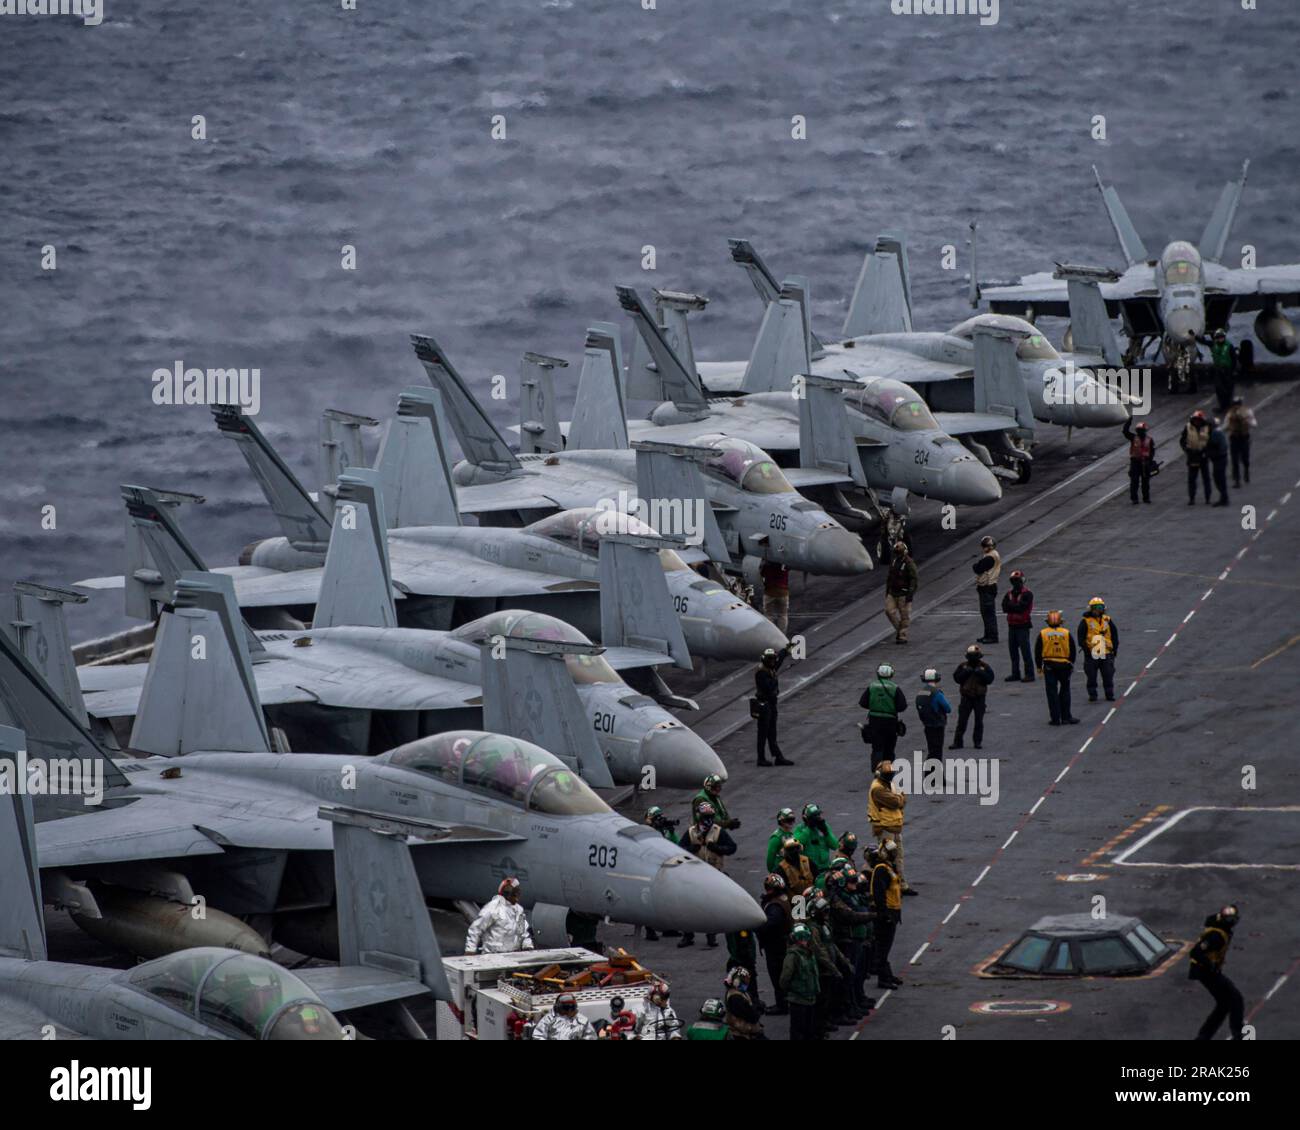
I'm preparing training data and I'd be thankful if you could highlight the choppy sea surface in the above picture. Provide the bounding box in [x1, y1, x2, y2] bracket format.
[2, 0, 1298, 638]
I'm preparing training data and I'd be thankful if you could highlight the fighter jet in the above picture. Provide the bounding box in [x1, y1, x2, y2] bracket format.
[615, 282, 1014, 505]
[80, 388, 786, 661]
[0, 723, 452, 1039]
[978, 163, 1300, 389]
[711, 236, 1129, 434]
[409, 333, 872, 576]
[0, 578, 765, 964]
[77, 472, 725, 790]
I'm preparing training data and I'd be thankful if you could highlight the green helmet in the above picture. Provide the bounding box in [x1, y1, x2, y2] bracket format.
[703, 774, 724, 793]
[645, 806, 664, 821]
[776, 806, 795, 824]
[803, 802, 821, 820]
[791, 924, 813, 944]
[699, 998, 726, 1021]
[828, 856, 849, 872]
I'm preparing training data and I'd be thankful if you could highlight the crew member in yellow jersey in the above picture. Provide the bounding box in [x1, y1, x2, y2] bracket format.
[1190, 906, 1244, 1040]
[1076, 597, 1120, 703]
[1034, 610, 1080, 726]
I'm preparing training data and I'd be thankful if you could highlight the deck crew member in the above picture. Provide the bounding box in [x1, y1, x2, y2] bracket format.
[1035, 610, 1080, 726]
[1077, 597, 1119, 703]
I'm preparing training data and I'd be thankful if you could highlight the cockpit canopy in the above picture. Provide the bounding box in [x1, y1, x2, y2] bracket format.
[1161, 240, 1202, 285]
[948, 313, 1061, 361]
[849, 378, 939, 432]
[451, 609, 621, 684]
[382, 730, 610, 815]
[126, 948, 343, 1040]
[693, 434, 793, 494]
[526, 507, 690, 571]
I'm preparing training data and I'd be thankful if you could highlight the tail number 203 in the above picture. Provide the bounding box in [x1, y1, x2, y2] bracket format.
[588, 845, 618, 868]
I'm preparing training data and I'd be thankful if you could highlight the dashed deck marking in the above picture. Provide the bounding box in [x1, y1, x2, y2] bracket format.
[1002, 830, 1018, 850]
[1103, 707, 1117, 724]
[910, 942, 930, 964]
[972, 865, 990, 887]
[942, 903, 961, 925]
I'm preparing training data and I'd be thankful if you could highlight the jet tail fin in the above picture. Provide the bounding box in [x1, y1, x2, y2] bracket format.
[375, 388, 461, 529]
[633, 440, 730, 564]
[0, 726, 45, 961]
[972, 327, 1036, 433]
[214, 405, 333, 552]
[318, 409, 377, 495]
[655, 290, 708, 381]
[1199, 159, 1249, 264]
[121, 485, 208, 621]
[1055, 264, 1123, 367]
[518, 352, 566, 455]
[8, 582, 90, 725]
[728, 239, 827, 355]
[479, 636, 615, 788]
[843, 232, 913, 337]
[741, 291, 810, 395]
[130, 572, 272, 756]
[568, 327, 629, 451]
[799, 373, 868, 488]
[119, 485, 265, 657]
[409, 334, 521, 474]
[616, 286, 706, 411]
[323, 806, 452, 1002]
[0, 622, 130, 792]
[1093, 166, 1149, 266]
[598, 534, 692, 670]
[314, 469, 398, 630]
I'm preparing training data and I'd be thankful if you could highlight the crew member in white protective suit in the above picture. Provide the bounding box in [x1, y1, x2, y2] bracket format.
[635, 981, 683, 1040]
[531, 993, 596, 1040]
[464, 877, 535, 955]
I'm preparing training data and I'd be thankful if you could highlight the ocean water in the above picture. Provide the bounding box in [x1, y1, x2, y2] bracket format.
[2, 0, 1297, 638]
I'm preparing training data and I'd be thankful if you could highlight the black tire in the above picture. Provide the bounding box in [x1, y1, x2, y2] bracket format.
[1238, 339, 1254, 375]
[1015, 459, 1032, 484]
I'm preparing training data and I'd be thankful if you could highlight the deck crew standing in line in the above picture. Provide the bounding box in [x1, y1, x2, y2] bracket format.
[972, 535, 1001, 644]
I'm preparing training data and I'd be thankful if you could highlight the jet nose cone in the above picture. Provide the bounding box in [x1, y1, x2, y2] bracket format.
[1165, 308, 1203, 344]
[721, 616, 789, 663]
[639, 724, 725, 790]
[941, 459, 1002, 505]
[806, 526, 873, 576]
[651, 856, 765, 933]
[1078, 396, 1131, 427]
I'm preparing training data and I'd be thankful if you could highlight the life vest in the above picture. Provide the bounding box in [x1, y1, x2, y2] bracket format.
[872, 862, 902, 912]
[868, 779, 905, 830]
[1038, 625, 1071, 662]
[975, 548, 1001, 587]
[1082, 614, 1114, 657]
[778, 855, 814, 896]
[1225, 406, 1254, 437]
[1194, 925, 1231, 972]
[1129, 434, 1154, 460]
[866, 679, 899, 718]
[689, 823, 726, 870]
[724, 989, 763, 1039]
[1184, 423, 1209, 453]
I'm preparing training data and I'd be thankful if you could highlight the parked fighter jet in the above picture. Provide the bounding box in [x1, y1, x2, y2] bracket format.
[978, 163, 1300, 388]
[0, 723, 452, 1039]
[616, 282, 1014, 499]
[77, 472, 724, 790]
[0, 578, 765, 963]
[82, 389, 785, 660]
[409, 334, 872, 576]
[716, 236, 1129, 433]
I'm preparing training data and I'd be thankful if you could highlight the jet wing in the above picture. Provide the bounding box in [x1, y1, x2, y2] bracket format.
[626, 413, 799, 454]
[455, 478, 560, 515]
[933, 411, 1022, 436]
[1210, 265, 1300, 311]
[388, 544, 598, 598]
[35, 796, 232, 867]
[294, 966, 433, 1012]
[602, 646, 675, 670]
[74, 564, 285, 594]
[252, 645, 482, 711]
[784, 467, 856, 488]
[0, 998, 88, 1040]
[80, 667, 318, 719]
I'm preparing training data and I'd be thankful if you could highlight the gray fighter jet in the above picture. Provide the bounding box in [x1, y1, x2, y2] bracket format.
[711, 236, 1129, 433]
[409, 334, 872, 577]
[978, 163, 1300, 388]
[615, 282, 1014, 501]
[79, 389, 786, 661]
[0, 723, 451, 1039]
[77, 472, 725, 790]
[0, 578, 765, 964]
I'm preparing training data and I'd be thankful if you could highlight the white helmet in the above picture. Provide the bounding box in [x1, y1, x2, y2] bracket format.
[876, 662, 895, 679]
[921, 668, 939, 684]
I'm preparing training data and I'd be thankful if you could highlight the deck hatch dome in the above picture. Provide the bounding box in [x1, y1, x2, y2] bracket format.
[990, 914, 1173, 977]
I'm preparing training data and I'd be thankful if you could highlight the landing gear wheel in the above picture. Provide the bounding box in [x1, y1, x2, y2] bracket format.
[1015, 459, 1032, 484]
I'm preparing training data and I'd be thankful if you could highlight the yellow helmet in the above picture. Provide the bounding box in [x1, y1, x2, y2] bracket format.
[1088, 597, 1105, 608]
